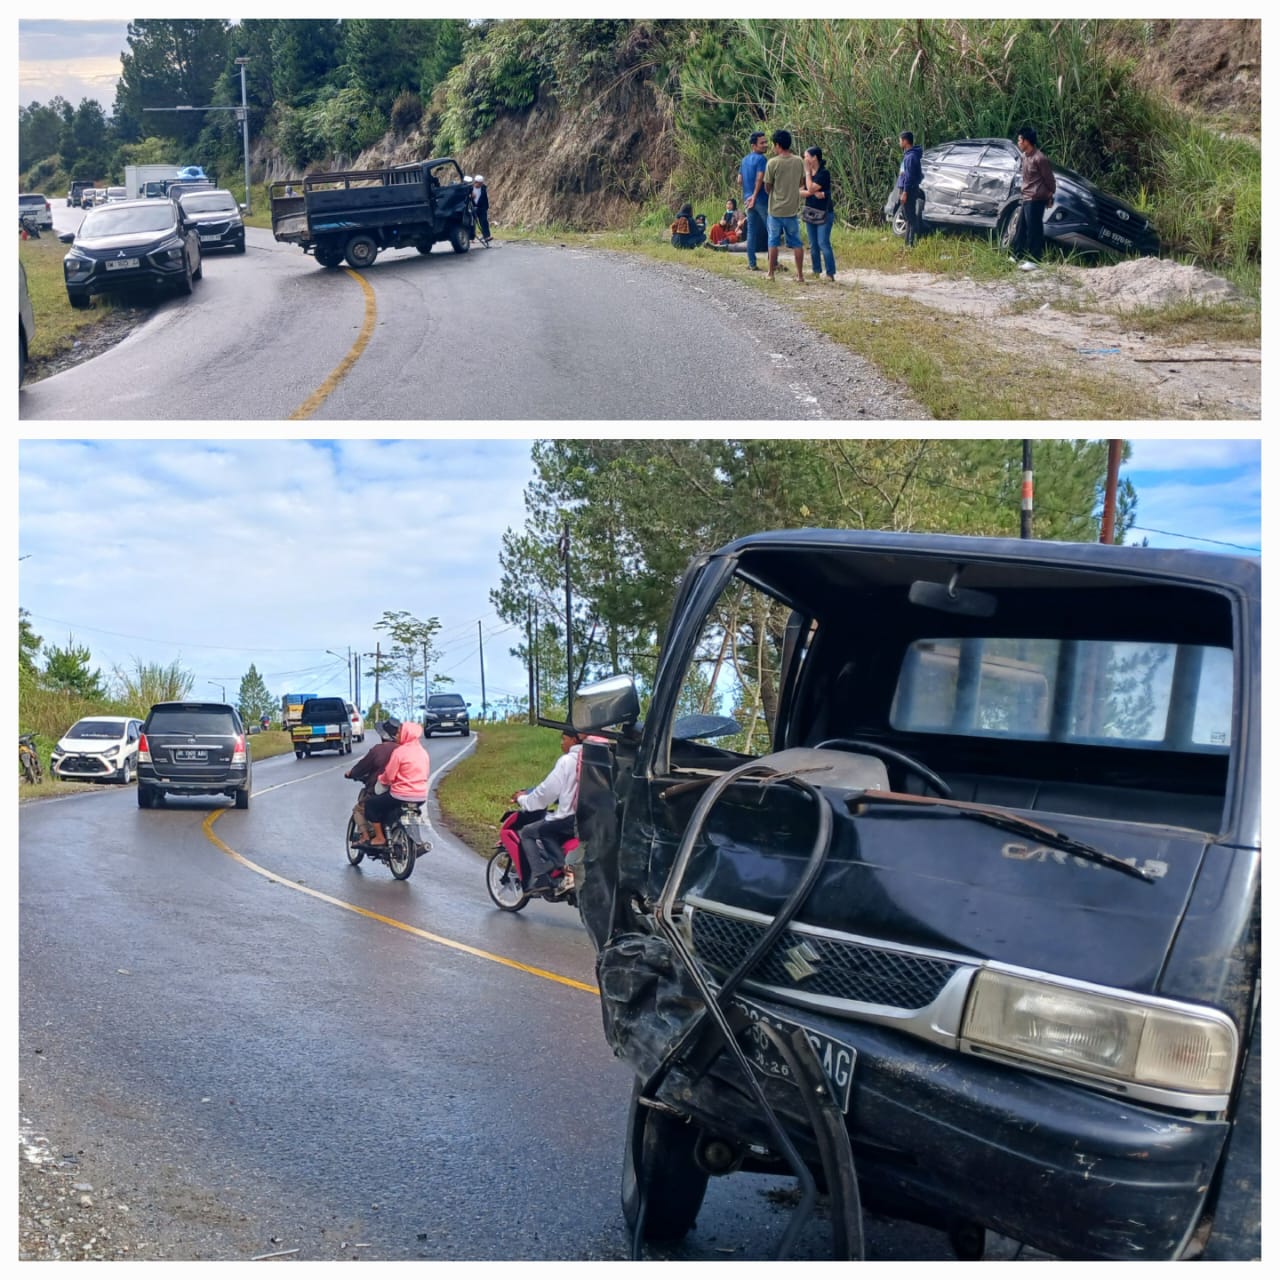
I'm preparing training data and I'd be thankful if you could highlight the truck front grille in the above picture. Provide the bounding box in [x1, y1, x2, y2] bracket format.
[690, 906, 961, 1010]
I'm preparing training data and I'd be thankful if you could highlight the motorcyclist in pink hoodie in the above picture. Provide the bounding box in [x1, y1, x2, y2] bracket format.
[365, 721, 430, 847]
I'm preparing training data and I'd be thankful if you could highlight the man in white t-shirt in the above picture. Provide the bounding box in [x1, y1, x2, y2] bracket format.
[513, 728, 584, 893]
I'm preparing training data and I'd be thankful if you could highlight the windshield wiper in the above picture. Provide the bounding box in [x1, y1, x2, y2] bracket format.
[845, 791, 1157, 883]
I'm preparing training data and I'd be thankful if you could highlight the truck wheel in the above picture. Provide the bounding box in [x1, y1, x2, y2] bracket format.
[449, 223, 471, 254]
[295, 750, 304, 761]
[315, 244, 343, 269]
[416, 242, 433, 255]
[620, 1078, 709, 1243]
[345, 235, 378, 269]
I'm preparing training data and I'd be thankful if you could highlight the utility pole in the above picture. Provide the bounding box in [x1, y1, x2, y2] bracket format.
[234, 57, 251, 215]
[533, 604, 540, 721]
[422, 639, 430, 709]
[1100, 439, 1123, 544]
[1020, 440, 1034, 539]
[143, 54, 253, 212]
[526, 599, 536, 725]
[558, 521, 573, 718]
[373, 642, 381, 712]
[478, 619, 487, 722]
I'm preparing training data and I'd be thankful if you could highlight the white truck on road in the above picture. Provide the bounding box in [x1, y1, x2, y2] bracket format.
[124, 165, 180, 200]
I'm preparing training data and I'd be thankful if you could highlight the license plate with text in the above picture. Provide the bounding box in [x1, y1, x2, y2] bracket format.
[105, 258, 140, 271]
[731, 997, 856, 1112]
[174, 748, 208, 761]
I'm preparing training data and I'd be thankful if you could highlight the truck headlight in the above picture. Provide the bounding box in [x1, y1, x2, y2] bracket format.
[962, 970, 1237, 1095]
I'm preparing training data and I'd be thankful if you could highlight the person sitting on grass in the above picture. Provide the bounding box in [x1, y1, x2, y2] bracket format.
[669, 203, 706, 249]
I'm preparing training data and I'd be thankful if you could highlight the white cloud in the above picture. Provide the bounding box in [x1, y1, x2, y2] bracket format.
[18, 440, 538, 711]
[1124, 439, 1261, 474]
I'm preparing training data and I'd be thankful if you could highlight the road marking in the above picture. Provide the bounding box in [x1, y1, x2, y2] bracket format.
[287, 267, 376, 420]
[201, 809, 599, 996]
[251, 758, 350, 797]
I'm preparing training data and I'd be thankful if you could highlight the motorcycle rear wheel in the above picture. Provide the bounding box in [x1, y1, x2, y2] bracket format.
[387, 827, 415, 880]
[345, 816, 364, 865]
[486, 849, 529, 912]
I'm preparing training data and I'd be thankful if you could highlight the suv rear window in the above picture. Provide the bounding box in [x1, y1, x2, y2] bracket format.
[146, 706, 238, 734]
[301, 698, 348, 721]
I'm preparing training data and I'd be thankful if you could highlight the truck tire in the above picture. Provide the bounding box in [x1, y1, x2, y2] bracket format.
[345, 235, 378, 269]
[449, 223, 471, 255]
[620, 1078, 709, 1243]
[315, 243, 344, 269]
[416, 242, 433, 255]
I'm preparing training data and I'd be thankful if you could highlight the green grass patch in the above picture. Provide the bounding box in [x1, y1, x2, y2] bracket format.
[435, 721, 565, 855]
[1108, 300, 1260, 344]
[18, 234, 131, 360]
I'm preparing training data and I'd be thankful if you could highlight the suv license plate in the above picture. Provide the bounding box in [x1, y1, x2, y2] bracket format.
[105, 258, 140, 271]
[174, 748, 208, 761]
[731, 997, 856, 1112]
[199, 234, 220, 242]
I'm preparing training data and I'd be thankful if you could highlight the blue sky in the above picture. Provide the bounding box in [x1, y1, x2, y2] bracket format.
[15, 437, 1261, 718]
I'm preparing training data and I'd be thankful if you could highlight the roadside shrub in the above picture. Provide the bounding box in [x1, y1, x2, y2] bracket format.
[390, 90, 424, 136]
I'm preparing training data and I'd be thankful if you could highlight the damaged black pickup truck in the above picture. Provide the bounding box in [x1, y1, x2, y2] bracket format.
[569, 529, 1260, 1262]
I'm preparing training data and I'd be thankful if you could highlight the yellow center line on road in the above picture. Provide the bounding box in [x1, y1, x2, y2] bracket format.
[201, 810, 599, 996]
[287, 267, 377, 420]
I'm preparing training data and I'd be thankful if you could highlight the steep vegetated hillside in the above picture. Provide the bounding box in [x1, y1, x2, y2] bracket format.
[333, 18, 1257, 272]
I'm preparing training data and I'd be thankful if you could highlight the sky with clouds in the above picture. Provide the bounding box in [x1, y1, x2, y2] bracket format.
[19, 20, 132, 112]
[15, 437, 1260, 720]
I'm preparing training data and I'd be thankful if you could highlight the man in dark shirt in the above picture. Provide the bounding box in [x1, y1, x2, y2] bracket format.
[346, 719, 400, 841]
[1014, 125, 1056, 263]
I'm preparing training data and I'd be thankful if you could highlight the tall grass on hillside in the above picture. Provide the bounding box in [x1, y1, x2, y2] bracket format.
[674, 18, 1257, 270]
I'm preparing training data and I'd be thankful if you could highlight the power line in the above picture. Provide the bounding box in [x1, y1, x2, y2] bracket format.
[23, 613, 326, 653]
[1127, 526, 1260, 553]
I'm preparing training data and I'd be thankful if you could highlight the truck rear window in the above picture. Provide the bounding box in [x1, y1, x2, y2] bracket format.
[890, 638, 1233, 752]
[301, 700, 347, 721]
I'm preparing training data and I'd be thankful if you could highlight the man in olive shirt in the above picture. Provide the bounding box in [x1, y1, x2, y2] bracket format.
[763, 128, 806, 282]
[1013, 124, 1056, 263]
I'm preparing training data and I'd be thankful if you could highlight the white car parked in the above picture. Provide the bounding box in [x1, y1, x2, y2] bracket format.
[18, 193, 53, 230]
[49, 715, 144, 783]
[345, 702, 365, 742]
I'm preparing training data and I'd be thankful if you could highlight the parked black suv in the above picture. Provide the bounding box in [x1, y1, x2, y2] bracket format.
[423, 693, 470, 737]
[60, 197, 202, 309]
[175, 187, 246, 254]
[571, 529, 1258, 1262]
[137, 701, 252, 809]
[884, 138, 1159, 257]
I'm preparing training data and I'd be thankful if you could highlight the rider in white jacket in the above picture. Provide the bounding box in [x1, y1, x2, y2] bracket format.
[514, 729, 584, 893]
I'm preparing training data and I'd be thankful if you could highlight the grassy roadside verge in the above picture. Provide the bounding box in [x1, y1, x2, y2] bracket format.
[435, 722, 565, 855]
[507, 220, 1258, 418]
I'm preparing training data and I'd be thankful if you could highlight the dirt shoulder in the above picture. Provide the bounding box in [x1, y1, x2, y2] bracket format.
[831, 256, 1259, 419]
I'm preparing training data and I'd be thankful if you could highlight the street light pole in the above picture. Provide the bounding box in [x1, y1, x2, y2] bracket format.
[209, 681, 226, 701]
[234, 57, 251, 215]
[325, 650, 352, 701]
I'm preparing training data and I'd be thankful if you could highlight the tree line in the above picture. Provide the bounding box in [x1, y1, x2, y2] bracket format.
[488, 440, 1135, 717]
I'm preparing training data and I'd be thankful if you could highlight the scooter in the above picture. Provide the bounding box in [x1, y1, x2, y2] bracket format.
[486, 808, 579, 912]
[345, 788, 431, 881]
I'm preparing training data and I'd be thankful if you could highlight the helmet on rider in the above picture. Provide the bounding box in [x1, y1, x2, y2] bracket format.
[376, 717, 401, 741]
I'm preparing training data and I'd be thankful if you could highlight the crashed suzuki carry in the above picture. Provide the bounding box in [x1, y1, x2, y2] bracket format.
[570, 529, 1259, 1262]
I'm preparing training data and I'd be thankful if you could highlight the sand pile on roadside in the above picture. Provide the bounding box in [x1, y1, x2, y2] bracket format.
[1063, 257, 1243, 311]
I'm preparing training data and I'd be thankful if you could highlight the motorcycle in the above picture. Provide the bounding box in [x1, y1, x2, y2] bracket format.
[344, 785, 431, 881]
[486, 807, 580, 912]
[19, 732, 44, 784]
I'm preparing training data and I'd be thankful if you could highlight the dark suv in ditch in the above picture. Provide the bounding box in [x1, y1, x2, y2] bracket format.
[424, 693, 470, 737]
[137, 701, 252, 809]
[60, 196, 202, 309]
[884, 137, 1159, 257]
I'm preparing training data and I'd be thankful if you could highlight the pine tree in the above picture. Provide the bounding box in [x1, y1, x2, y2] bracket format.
[237, 663, 275, 725]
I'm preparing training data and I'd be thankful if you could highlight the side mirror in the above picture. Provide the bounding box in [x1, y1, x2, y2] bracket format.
[59, 232, 75, 244]
[239, 203, 248, 212]
[572, 674, 640, 734]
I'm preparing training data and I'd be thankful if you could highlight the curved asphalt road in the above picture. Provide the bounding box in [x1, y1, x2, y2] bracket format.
[21, 212, 861, 422]
[18, 732, 954, 1262]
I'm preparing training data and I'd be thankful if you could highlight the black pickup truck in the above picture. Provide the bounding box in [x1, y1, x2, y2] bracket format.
[269, 157, 474, 269]
[569, 530, 1260, 1262]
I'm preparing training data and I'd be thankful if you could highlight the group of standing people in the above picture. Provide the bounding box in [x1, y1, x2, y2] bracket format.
[737, 129, 836, 283]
